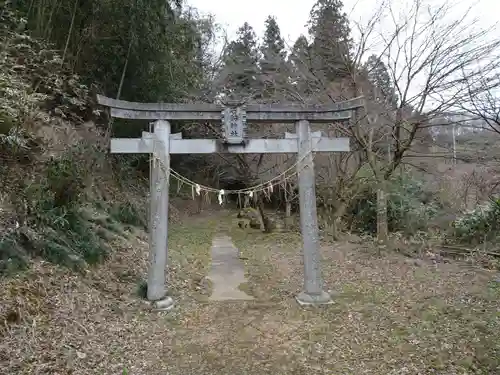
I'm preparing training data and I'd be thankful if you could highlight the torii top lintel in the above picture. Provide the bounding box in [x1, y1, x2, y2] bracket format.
[96, 95, 365, 123]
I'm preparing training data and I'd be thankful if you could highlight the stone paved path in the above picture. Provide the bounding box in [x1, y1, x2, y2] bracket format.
[207, 235, 254, 301]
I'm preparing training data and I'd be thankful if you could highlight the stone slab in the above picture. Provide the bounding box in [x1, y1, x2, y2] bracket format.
[207, 235, 254, 301]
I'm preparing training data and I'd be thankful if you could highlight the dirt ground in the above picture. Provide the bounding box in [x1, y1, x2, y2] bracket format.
[1, 210, 499, 374]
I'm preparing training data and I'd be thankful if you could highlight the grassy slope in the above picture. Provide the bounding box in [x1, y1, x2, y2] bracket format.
[1, 210, 499, 374]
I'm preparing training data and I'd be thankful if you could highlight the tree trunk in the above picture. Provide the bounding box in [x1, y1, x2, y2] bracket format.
[331, 201, 348, 240]
[376, 183, 388, 243]
[284, 182, 292, 228]
[285, 201, 292, 227]
[256, 195, 270, 233]
[61, 0, 79, 67]
[195, 191, 203, 214]
[284, 181, 291, 217]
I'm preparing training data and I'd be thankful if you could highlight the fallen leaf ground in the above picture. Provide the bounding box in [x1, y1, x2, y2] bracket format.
[1, 210, 499, 374]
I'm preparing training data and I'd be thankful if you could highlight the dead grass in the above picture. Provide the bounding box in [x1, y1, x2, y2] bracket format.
[1, 211, 499, 374]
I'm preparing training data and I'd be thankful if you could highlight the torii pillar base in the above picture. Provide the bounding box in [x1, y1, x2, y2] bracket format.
[151, 296, 175, 312]
[295, 291, 334, 307]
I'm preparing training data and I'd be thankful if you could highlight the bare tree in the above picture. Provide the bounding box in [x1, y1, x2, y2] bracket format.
[189, 0, 500, 240]
[462, 72, 500, 134]
[364, 0, 500, 240]
[283, 0, 500, 241]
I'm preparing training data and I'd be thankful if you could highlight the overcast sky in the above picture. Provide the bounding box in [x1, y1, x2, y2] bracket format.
[185, 0, 497, 49]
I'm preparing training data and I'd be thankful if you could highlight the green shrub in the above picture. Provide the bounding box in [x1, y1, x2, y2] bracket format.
[0, 233, 28, 275]
[30, 150, 106, 262]
[0, 7, 107, 276]
[347, 174, 440, 235]
[0, 7, 92, 135]
[452, 199, 500, 244]
[0, 147, 109, 276]
[136, 280, 148, 300]
[109, 202, 146, 229]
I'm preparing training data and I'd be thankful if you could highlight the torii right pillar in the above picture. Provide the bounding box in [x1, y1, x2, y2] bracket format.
[293, 120, 331, 305]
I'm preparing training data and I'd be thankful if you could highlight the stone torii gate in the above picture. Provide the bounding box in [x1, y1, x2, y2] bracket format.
[97, 95, 364, 309]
